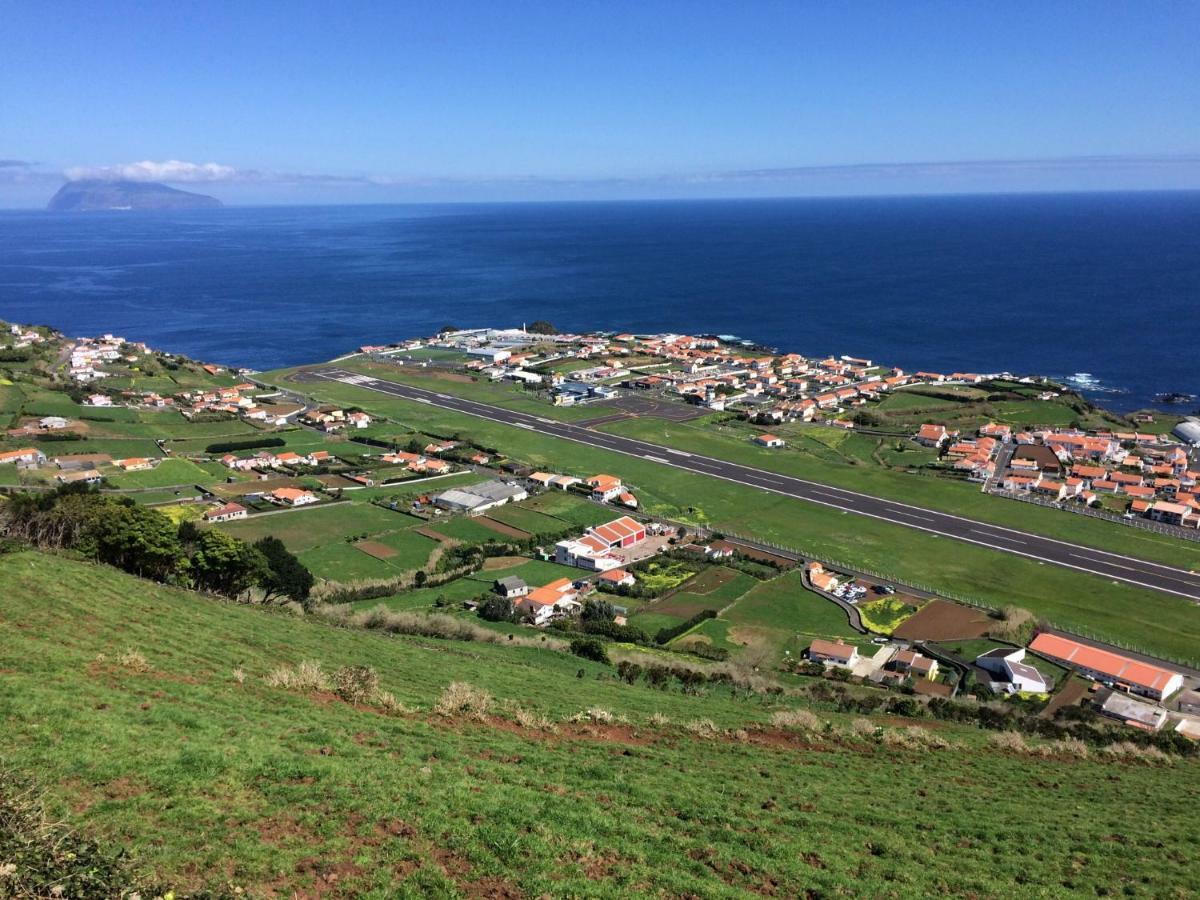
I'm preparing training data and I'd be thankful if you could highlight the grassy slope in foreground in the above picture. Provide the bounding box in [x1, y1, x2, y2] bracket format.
[267, 375, 1200, 665]
[2, 551, 1199, 897]
[301, 359, 1200, 572]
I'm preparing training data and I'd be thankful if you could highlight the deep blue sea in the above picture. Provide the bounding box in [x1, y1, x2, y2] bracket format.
[0, 192, 1197, 411]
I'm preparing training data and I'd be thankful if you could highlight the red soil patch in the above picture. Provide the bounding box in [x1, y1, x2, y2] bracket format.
[1042, 676, 1090, 718]
[475, 516, 532, 540]
[481, 555, 530, 570]
[354, 539, 398, 560]
[891, 599, 991, 641]
[416, 526, 452, 542]
[682, 566, 738, 595]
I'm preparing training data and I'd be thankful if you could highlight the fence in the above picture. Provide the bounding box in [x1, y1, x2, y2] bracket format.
[716, 530, 1200, 671]
[987, 488, 1200, 542]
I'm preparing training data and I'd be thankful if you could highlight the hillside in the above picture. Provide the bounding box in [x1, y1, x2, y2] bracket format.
[1, 550, 1198, 896]
[46, 180, 222, 212]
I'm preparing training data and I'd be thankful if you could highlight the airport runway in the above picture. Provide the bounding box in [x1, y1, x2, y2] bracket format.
[301, 368, 1200, 602]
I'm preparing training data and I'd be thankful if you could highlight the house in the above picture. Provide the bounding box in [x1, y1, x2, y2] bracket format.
[55, 468, 103, 485]
[754, 434, 785, 449]
[493, 576, 529, 599]
[586, 474, 624, 502]
[38, 416, 71, 430]
[806, 562, 840, 594]
[203, 502, 248, 523]
[617, 491, 639, 509]
[1097, 691, 1168, 732]
[270, 487, 319, 507]
[890, 649, 938, 680]
[598, 568, 636, 588]
[85, 393, 113, 407]
[515, 578, 579, 625]
[808, 639, 858, 668]
[1148, 501, 1193, 527]
[915, 423, 951, 448]
[346, 411, 371, 428]
[974, 647, 1048, 694]
[114, 457, 155, 472]
[431, 480, 527, 514]
[0, 447, 45, 467]
[1029, 633, 1183, 701]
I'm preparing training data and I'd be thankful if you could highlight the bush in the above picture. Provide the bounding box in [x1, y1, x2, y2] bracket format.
[770, 709, 822, 732]
[0, 768, 158, 898]
[434, 682, 493, 719]
[332, 665, 381, 705]
[570, 638, 610, 664]
[204, 436, 286, 454]
[654, 609, 718, 645]
[264, 660, 331, 692]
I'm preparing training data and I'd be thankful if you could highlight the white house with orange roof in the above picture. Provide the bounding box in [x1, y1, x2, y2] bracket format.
[515, 578, 580, 625]
[586, 474, 624, 502]
[0, 447, 45, 467]
[753, 434, 785, 448]
[269, 487, 319, 507]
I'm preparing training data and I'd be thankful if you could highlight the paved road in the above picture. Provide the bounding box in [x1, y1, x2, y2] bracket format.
[298, 367, 1200, 603]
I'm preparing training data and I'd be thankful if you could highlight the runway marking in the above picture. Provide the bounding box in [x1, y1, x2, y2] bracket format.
[971, 529, 1024, 545]
[811, 489, 849, 502]
[513, 422, 534, 430]
[413, 398, 432, 404]
[643, 454, 669, 463]
[887, 508, 934, 522]
[667, 448, 692, 457]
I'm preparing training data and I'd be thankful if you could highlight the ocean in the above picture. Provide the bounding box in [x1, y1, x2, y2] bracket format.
[0, 192, 1197, 411]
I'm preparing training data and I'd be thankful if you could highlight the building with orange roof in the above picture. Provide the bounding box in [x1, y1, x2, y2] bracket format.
[586, 474, 624, 502]
[753, 434, 785, 448]
[0, 447, 45, 466]
[1029, 633, 1183, 701]
[808, 639, 858, 668]
[270, 487, 319, 506]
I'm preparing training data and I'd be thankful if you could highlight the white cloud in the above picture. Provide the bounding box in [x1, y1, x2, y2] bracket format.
[64, 159, 248, 183]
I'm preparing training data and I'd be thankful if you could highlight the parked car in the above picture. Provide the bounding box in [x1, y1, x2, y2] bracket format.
[874, 584, 896, 595]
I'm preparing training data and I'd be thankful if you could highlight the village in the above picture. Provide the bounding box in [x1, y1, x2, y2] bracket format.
[2, 320, 1199, 747]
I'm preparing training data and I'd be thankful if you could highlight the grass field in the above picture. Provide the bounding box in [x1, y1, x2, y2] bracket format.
[4, 551, 1197, 896]
[262, 376, 1200, 664]
[104, 458, 220, 489]
[212, 501, 416, 554]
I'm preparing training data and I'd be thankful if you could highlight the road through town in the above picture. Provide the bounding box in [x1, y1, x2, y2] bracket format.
[299, 368, 1200, 603]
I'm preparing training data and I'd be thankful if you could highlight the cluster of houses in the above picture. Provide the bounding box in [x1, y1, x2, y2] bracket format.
[5, 322, 46, 350]
[220, 449, 335, 472]
[491, 567, 638, 626]
[991, 426, 1198, 526]
[66, 334, 148, 383]
[807, 639, 941, 685]
[528, 471, 639, 508]
[299, 406, 371, 432]
[914, 422, 1003, 481]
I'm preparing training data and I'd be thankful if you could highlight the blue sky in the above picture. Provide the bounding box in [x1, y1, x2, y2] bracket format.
[2, 1, 1199, 206]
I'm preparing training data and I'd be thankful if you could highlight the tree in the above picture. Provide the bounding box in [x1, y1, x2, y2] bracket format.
[569, 638, 610, 664]
[254, 536, 315, 605]
[191, 530, 267, 599]
[439, 324, 459, 334]
[581, 598, 615, 625]
[92, 501, 188, 583]
[479, 595, 514, 622]
[526, 320, 557, 335]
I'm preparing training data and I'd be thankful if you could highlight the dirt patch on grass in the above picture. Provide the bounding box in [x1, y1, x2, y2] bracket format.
[415, 526, 453, 542]
[481, 555, 530, 571]
[354, 540, 398, 560]
[475, 516, 532, 540]
[1043, 676, 1090, 718]
[891, 599, 991, 641]
[684, 566, 738, 595]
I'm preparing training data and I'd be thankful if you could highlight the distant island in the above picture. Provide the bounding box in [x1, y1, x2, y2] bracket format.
[47, 179, 223, 212]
